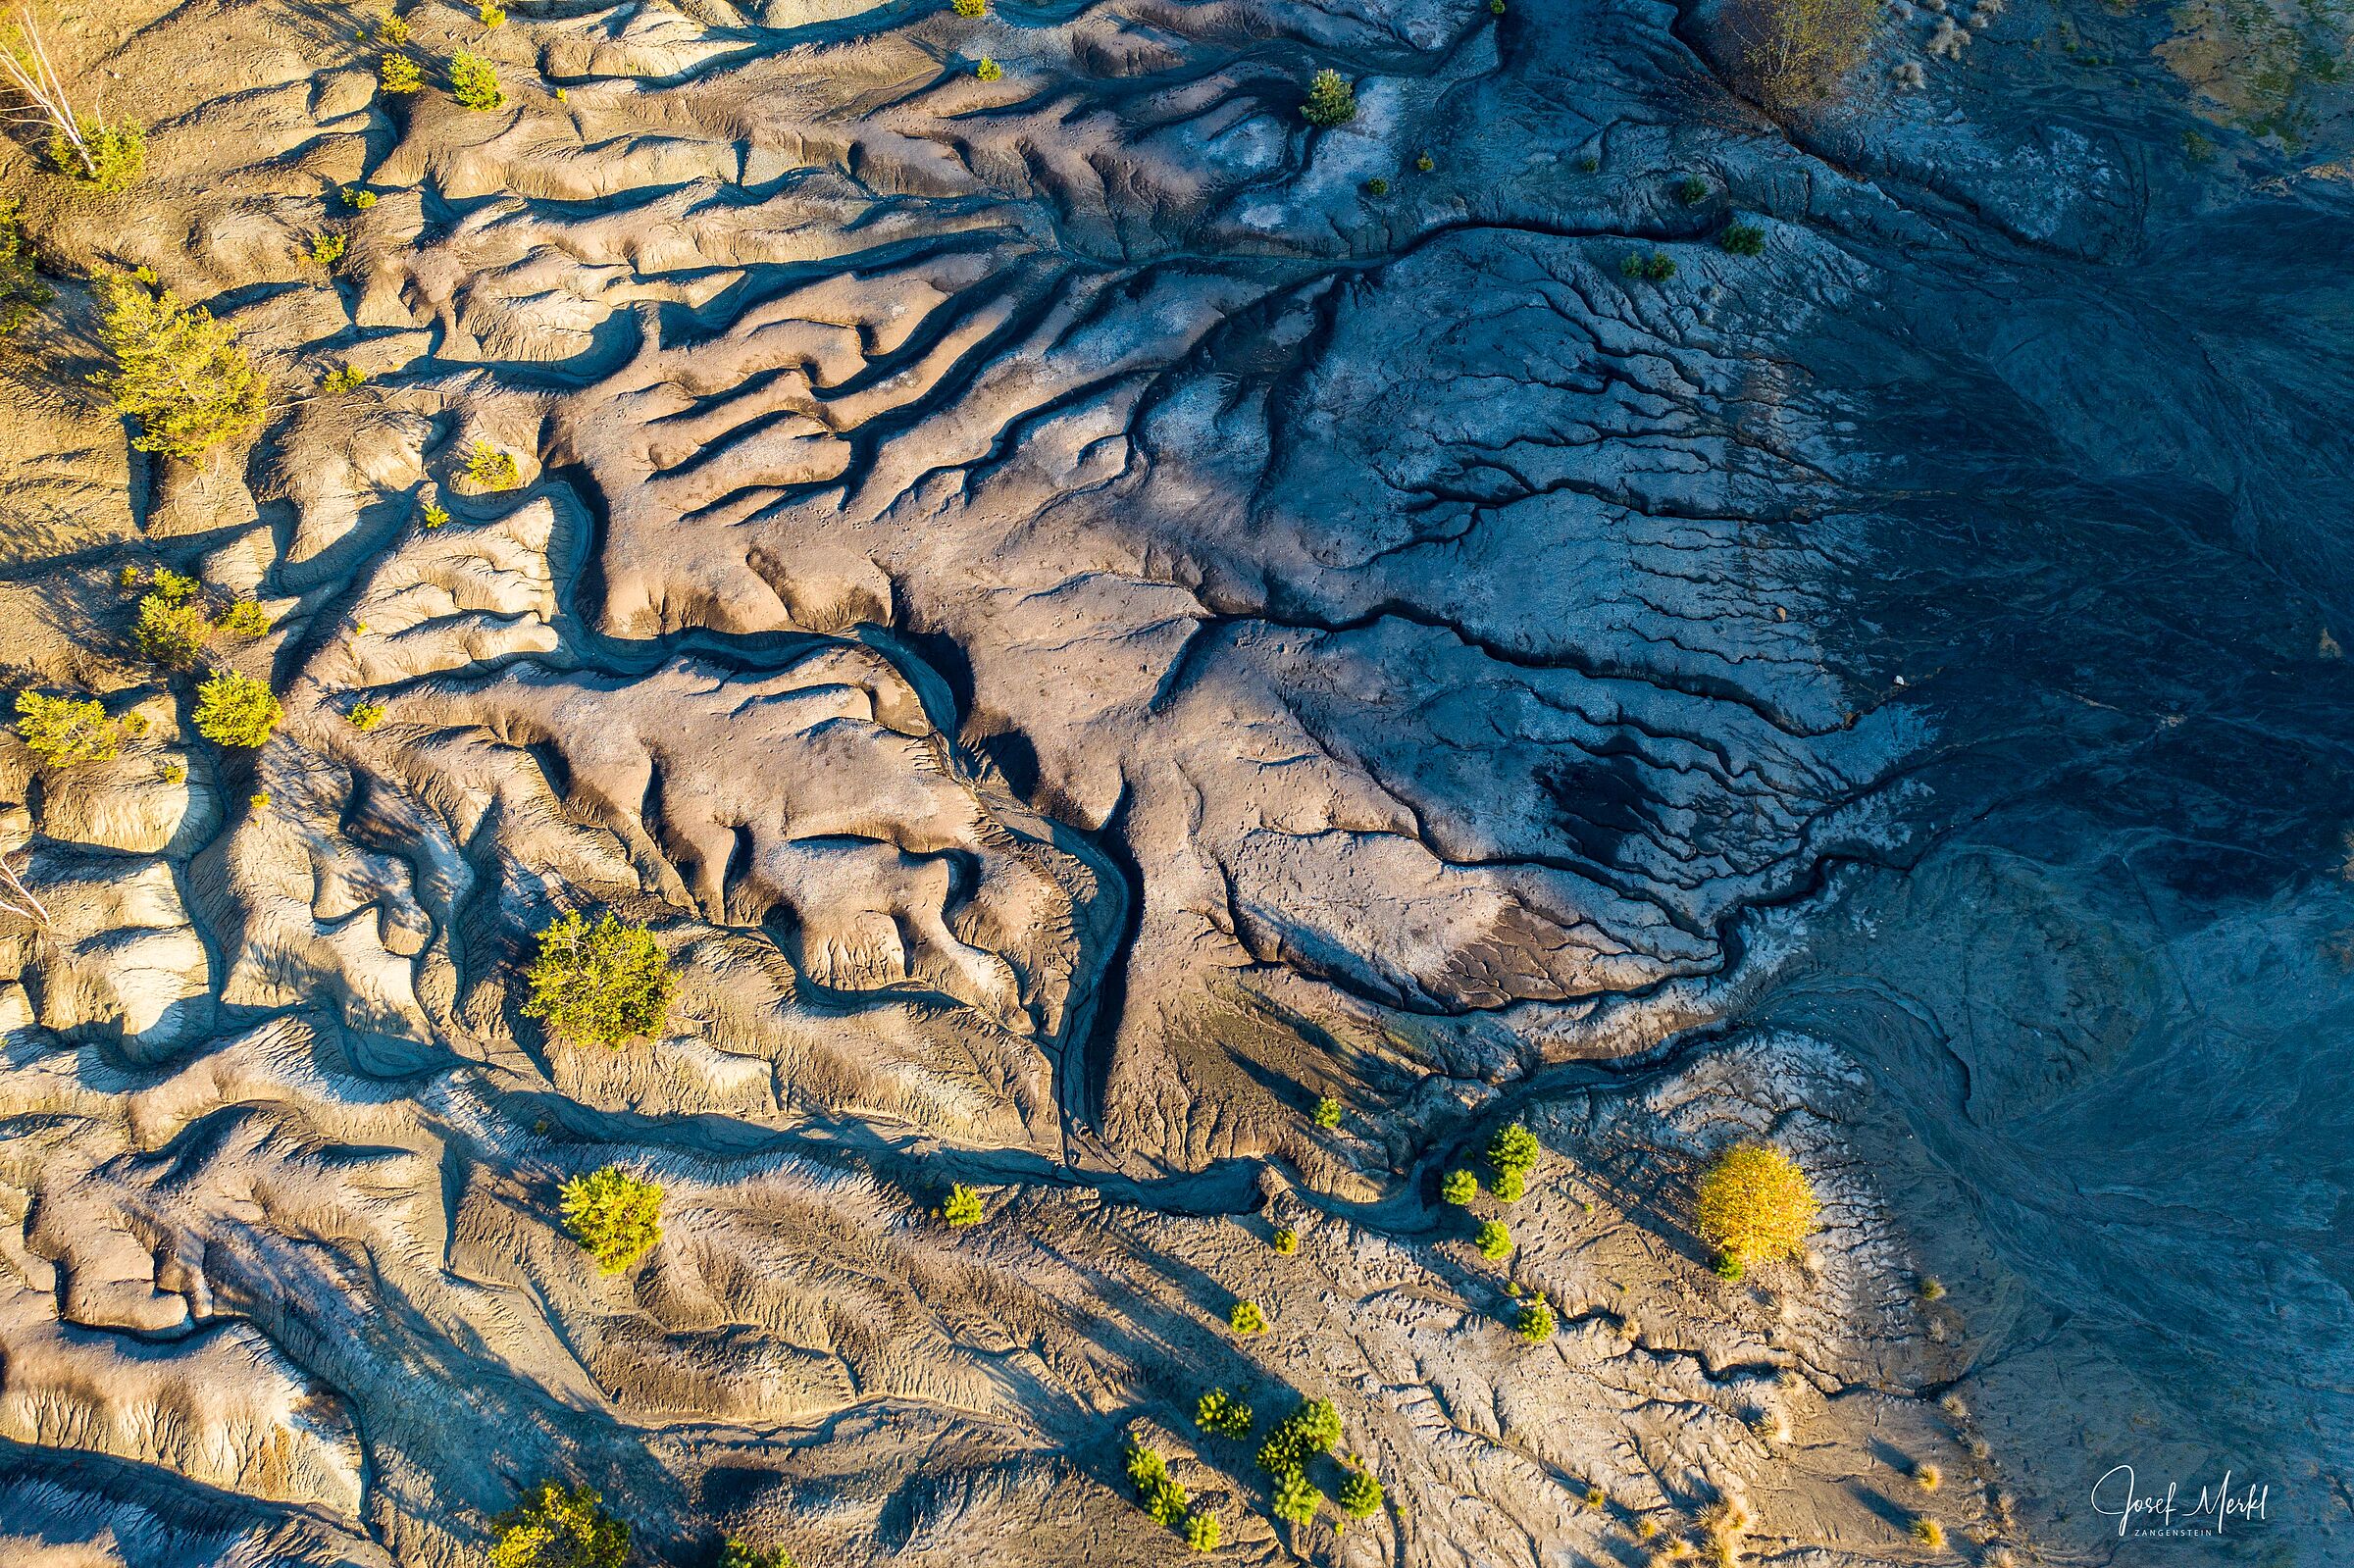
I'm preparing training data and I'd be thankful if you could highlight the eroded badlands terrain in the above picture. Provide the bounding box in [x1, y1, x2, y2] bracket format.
[1, 0, 2349, 1564]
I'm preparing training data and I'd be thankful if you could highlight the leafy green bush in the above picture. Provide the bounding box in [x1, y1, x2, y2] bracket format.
[135, 594, 208, 667]
[1474, 1219, 1511, 1260]
[348, 700, 387, 731]
[560, 1164, 664, 1273]
[192, 671, 281, 747]
[1414, 151, 1435, 173]
[93, 271, 270, 460]
[1919, 1275, 1945, 1300]
[422, 500, 451, 529]
[466, 440, 522, 490]
[1124, 1443, 1168, 1490]
[1364, 176, 1389, 195]
[375, 11, 411, 45]
[1487, 1122, 1538, 1176]
[488, 1482, 629, 1568]
[220, 600, 271, 637]
[1271, 1467, 1320, 1526]
[1337, 1468, 1383, 1522]
[1440, 1168, 1477, 1205]
[1196, 1388, 1253, 1439]
[15, 691, 119, 766]
[1183, 1510, 1220, 1551]
[380, 52, 423, 95]
[310, 231, 347, 271]
[1577, 152, 1601, 173]
[1301, 68, 1355, 127]
[943, 1183, 986, 1226]
[1492, 1168, 1525, 1204]
[323, 364, 368, 395]
[341, 184, 378, 210]
[1311, 1094, 1342, 1130]
[480, 0, 507, 25]
[975, 56, 1001, 80]
[1229, 1299, 1267, 1335]
[1514, 1298, 1556, 1343]
[50, 116, 144, 193]
[1911, 1516, 1945, 1548]
[952, 0, 987, 13]
[717, 1541, 796, 1568]
[1676, 174, 1711, 204]
[1720, 0, 1876, 107]
[1583, 1483, 1606, 1509]
[1719, 221, 1766, 256]
[1270, 1226, 1299, 1255]
[1256, 1396, 1340, 1475]
[1695, 1142, 1819, 1265]
[0, 199, 51, 333]
[1618, 251, 1675, 281]
[450, 50, 505, 111]
[521, 910, 675, 1046]
[1714, 1249, 1745, 1281]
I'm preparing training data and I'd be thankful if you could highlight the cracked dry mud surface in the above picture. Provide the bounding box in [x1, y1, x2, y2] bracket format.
[0, 0, 2349, 1564]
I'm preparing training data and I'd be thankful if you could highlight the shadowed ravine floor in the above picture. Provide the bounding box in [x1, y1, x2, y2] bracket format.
[0, 0, 2345, 1564]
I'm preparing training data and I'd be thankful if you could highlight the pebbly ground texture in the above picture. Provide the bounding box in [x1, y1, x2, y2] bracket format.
[0, 0, 2347, 1563]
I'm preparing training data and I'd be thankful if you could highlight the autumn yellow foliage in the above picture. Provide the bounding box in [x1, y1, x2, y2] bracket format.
[1695, 1142, 1819, 1264]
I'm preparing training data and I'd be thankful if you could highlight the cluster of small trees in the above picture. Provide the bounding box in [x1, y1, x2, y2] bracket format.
[488, 1482, 799, 1568]
[1123, 1442, 1219, 1549]
[375, 11, 507, 111]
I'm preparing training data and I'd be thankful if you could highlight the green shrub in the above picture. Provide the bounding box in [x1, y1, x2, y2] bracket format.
[1271, 1467, 1320, 1526]
[1364, 176, 1389, 195]
[1583, 1483, 1606, 1509]
[1675, 174, 1711, 204]
[1196, 1388, 1253, 1440]
[220, 600, 271, 637]
[422, 500, 451, 529]
[450, 50, 505, 111]
[1256, 1396, 1340, 1476]
[323, 364, 368, 395]
[93, 271, 271, 460]
[1301, 68, 1355, 127]
[943, 1182, 986, 1226]
[1619, 250, 1676, 282]
[487, 1482, 629, 1568]
[952, 0, 987, 13]
[1919, 1275, 1945, 1300]
[1270, 1226, 1299, 1255]
[341, 184, 378, 210]
[1474, 1219, 1511, 1260]
[348, 700, 387, 731]
[1911, 1516, 1945, 1548]
[1414, 151, 1434, 172]
[1491, 0, 1506, 12]
[1229, 1299, 1267, 1335]
[1124, 1442, 1168, 1491]
[522, 910, 676, 1046]
[0, 199, 52, 333]
[1714, 1249, 1745, 1281]
[1695, 1142, 1819, 1265]
[479, 0, 507, 25]
[1311, 1094, 1342, 1130]
[1183, 1510, 1220, 1551]
[1492, 1167, 1525, 1203]
[560, 1164, 664, 1273]
[250, 789, 271, 810]
[49, 117, 144, 193]
[375, 11, 411, 45]
[1440, 1168, 1478, 1205]
[1487, 1122, 1539, 1176]
[1577, 152, 1600, 172]
[15, 691, 120, 766]
[160, 760, 185, 784]
[1515, 1298, 1556, 1343]
[310, 230, 347, 271]
[1143, 1474, 1189, 1526]
[1719, 221, 1766, 256]
[717, 1541, 796, 1568]
[975, 55, 1001, 80]
[1915, 1463, 1942, 1492]
[466, 440, 522, 490]
[380, 52, 423, 95]
[192, 670, 281, 747]
[1720, 0, 1876, 107]
[1337, 1467, 1383, 1522]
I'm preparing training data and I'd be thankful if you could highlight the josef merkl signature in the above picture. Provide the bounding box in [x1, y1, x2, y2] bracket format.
[2090, 1464, 2270, 1538]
